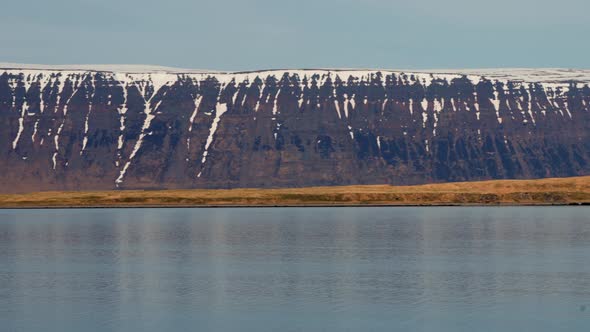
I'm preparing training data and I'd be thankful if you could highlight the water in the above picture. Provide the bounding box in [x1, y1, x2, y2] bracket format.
[1, 207, 589, 332]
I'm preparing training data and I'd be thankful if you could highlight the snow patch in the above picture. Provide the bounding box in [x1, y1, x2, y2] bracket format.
[11, 78, 32, 150]
[197, 101, 228, 177]
[186, 95, 203, 152]
[116, 75, 170, 185]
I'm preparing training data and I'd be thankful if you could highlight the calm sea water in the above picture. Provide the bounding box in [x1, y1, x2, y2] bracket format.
[1, 207, 589, 331]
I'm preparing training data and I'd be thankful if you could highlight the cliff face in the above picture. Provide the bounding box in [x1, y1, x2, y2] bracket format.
[1, 66, 590, 193]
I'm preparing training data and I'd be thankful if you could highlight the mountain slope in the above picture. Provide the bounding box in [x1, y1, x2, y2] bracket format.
[1, 65, 590, 193]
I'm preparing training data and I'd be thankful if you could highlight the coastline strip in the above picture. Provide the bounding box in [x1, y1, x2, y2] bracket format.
[2, 176, 590, 208]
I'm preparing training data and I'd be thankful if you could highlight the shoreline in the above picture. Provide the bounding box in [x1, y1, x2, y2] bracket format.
[1, 203, 589, 209]
[2, 176, 590, 209]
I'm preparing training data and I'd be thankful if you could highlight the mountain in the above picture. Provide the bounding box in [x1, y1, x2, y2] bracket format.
[1, 64, 590, 193]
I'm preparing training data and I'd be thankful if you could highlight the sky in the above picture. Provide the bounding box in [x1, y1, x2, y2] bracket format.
[1, 0, 588, 71]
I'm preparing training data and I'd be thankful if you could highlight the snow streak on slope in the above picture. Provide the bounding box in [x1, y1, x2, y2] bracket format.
[53, 73, 87, 169]
[186, 95, 203, 153]
[115, 74, 170, 186]
[80, 77, 96, 154]
[11, 77, 32, 150]
[197, 93, 228, 178]
[115, 74, 129, 153]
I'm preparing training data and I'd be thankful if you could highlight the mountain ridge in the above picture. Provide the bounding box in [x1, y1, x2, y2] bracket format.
[3, 63, 590, 82]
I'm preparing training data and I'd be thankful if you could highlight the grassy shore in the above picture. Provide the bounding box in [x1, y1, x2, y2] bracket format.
[2, 176, 590, 208]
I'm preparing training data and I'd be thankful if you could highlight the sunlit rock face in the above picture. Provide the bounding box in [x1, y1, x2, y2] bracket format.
[1, 64, 590, 193]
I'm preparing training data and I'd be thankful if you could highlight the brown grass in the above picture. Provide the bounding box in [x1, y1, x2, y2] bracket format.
[2, 176, 590, 208]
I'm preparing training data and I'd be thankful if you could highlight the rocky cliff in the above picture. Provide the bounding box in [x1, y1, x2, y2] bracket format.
[1, 65, 590, 193]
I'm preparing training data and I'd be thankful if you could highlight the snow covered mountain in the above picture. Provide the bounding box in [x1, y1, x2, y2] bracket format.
[1, 64, 590, 193]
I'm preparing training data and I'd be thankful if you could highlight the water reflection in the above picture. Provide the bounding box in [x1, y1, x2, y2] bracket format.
[0, 207, 589, 331]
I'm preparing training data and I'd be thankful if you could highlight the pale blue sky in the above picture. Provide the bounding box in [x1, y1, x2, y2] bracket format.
[1, 0, 588, 70]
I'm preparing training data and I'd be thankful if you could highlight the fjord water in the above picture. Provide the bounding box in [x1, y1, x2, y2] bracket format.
[1, 208, 589, 332]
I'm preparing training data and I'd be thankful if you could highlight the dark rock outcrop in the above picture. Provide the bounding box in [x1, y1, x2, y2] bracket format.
[1, 66, 590, 193]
